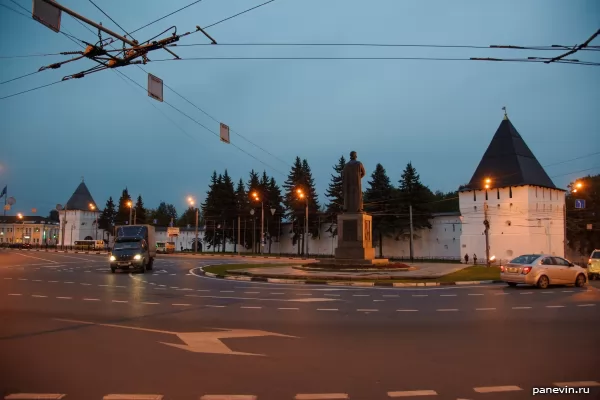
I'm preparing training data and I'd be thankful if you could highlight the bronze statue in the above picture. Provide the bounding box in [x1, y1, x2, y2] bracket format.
[342, 151, 366, 213]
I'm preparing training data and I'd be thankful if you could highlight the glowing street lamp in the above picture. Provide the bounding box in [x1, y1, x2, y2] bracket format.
[484, 178, 491, 190]
[89, 203, 98, 240]
[572, 181, 583, 193]
[251, 191, 264, 254]
[127, 200, 133, 225]
[187, 196, 199, 252]
[296, 188, 309, 257]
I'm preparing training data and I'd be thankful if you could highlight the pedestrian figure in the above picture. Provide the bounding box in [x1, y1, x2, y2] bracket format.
[464, 253, 469, 264]
[473, 253, 478, 265]
[181, 245, 184, 252]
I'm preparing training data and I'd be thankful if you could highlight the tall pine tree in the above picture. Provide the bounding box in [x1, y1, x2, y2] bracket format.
[325, 155, 346, 236]
[266, 176, 284, 253]
[201, 171, 222, 251]
[99, 197, 117, 236]
[151, 202, 178, 227]
[219, 170, 237, 252]
[116, 188, 132, 225]
[364, 163, 396, 257]
[395, 162, 434, 235]
[283, 157, 306, 253]
[234, 178, 248, 251]
[246, 170, 262, 252]
[135, 195, 147, 224]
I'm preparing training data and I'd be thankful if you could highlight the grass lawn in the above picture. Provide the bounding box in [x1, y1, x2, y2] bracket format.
[203, 263, 290, 275]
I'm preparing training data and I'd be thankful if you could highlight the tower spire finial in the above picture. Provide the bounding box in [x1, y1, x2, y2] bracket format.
[502, 106, 508, 120]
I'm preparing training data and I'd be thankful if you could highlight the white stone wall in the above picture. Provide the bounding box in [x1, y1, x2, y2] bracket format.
[59, 210, 104, 245]
[459, 185, 565, 263]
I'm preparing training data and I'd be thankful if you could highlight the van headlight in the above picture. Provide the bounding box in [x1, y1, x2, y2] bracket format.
[134, 254, 142, 260]
[110, 255, 116, 261]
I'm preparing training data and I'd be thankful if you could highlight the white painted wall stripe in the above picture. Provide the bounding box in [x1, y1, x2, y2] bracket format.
[5, 394, 66, 399]
[387, 389, 437, 397]
[295, 394, 349, 399]
[473, 385, 522, 393]
[103, 395, 164, 400]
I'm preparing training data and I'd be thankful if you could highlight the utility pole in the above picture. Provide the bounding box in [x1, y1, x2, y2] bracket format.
[252, 217, 256, 254]
[194, 207, 199, 253]
[260, 203, 264, 255]
[484, 201, 490, 267]
[563, 203, 567, 257]
[237, 215, 241, 255]
[61, 205, 67, 249]
[304, 198, 309, 257]
[409, 204, 414, 263]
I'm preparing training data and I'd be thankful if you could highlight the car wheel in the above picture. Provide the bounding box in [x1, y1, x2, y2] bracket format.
[537, 275, 549, 289]
[575, 274, 586, 287]
[147, 258, 154, 271]
[507, 282, 518, 287]
[110, 268, 116, 273]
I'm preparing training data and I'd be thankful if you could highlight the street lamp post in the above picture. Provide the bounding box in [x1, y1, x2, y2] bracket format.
[250, 209, 256, 253]
[188, 197, 199, 253]
[251, 191, 264, 254]
[565, 181, 584, 257]
[484, 178, 491, 267]
[270, 207, 276, 254]
[89, 203, 98, 240]
[296, 189, 309, 257]
[127, 201, 133, 225]
[17, 213, 24, 243]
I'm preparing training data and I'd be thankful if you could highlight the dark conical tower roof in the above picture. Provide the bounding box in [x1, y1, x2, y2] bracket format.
[65, 181, 98, 211]
[465, 116, 556, 190]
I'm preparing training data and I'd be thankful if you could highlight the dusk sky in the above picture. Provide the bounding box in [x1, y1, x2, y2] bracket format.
[1, 0, 599, 217]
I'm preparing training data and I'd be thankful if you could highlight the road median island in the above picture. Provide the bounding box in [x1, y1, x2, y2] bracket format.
[200, 264, 502, 286]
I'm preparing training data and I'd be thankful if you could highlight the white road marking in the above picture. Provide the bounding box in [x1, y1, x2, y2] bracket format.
[8, 293, 22, 296]
[241, 306, 262, 309]
[357, 309, 378, 312]
[353, 294, 370, 297]
[48, 281, 58, 283]
[577, 304, 596, 307]
[83, 298, 100, 301]
[546, 305, 565, 308]
[270, 292, 284, 295]
[64, 282, 74, 284]
[520, 292, 533, 295]
[3, 277, 11, 280]
[476, 308, 496, 311]
[5, 394, 66, 399]
[55, 254, 98, 262]
[172, 303, 191, 306]
[197, 289, 211, 292]
[99, 284, 109, 287]
[397, 309, 419, 312]
[169, 273, 176, 276]
[32, 279, 41, 282]
[112, 300, 128, 303]
[103, 395, 164, 400]
[115, 285, 126, 288]
[15, 253, 59, 263]
[245, 292, 260, 294]
[437, 309, 459, 312]
[473, 385, 522, 393]
[512, 306, 532, 309]
[387, 389, 437, 397]
[412, 294, 428, 297]
[220, 290, 234, 293]
[31, 295, 47, 298]
[201, 395, 257, 400]
[440, 294, 457, 297]
[468, 293, 484, 296]
[80, 283, 91, 286]
[206, 305, 226, 308]
[494, 293, 509, 295]
[373, 300, 385, 302]
[383, 295, 399, 297]
[541, 291, 554, 294]
[278, 307, 299, 310]
[56, 297, 72, 300]
[295, 394, 349, 400]
[554, 381, 600, 387]
[154, 288, 166, 290]
[84, 271, 92, 273]
[562, 290, 574, 293]
[297, 293, 312, 296]
[324, 294, 340, 297]
[317, 308, 338, 311]
[142, 302, 159, 305]
[177, 288, 193, 291]
[18, 278, 28, 281]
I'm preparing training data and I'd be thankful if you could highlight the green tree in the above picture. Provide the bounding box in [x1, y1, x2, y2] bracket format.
[364, 163, 396, 257]
[135, 195, 147, 224]
[218, 170, 237, 253]
[324, 155, 346, 236]
[283, 157, 320, 255]
[246, 170, 262, 252]
[430, 190, 459, 213]
[234, 178, 248, 252]
[178, 206, 197, 228]
[201, 171, 221, 251]
[266, 176, 284, 253]
[48, 209, 60, 222]
[115, 188, 132, 225]
[395, 162, 434, 236]
[567, 174, 600, 257]
[151, 202, 178, 227]
[99, 197, 116, 233]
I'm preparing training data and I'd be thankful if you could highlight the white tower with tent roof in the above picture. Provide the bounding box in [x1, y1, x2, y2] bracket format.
[459, 110, 566, 264]
[58, 178, 103, 246]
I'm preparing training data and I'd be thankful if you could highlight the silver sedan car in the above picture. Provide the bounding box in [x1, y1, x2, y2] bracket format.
[500, 254, 588, 289]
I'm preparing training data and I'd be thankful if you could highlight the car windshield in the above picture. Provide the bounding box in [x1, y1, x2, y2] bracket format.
[510, 254, 541, 264]
[592, 251, 600, 259]
[114, 242, 141, 250]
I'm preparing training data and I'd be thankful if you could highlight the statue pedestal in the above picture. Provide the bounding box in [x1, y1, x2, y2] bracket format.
[334, 213, 389, 265]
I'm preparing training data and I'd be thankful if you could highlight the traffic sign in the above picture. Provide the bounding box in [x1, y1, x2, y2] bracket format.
[575, 199, 586, 209]
[167, 227, 180, 237]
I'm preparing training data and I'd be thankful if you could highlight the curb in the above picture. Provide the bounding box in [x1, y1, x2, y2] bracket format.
[197, 266, 503, 287]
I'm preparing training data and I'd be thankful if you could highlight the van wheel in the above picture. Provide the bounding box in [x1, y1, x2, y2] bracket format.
[537, 275, 549, 289]
[110, 268, 116, 273]
[147, 258, 154, 271]
[507, 282, 517, 287]
[575, 274, 586, 287]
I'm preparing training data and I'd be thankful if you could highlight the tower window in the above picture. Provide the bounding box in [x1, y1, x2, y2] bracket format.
[485, 190, 488, 201]
[473, 191, 476, 201]
[509, 187, 513, 198]
[536, 187, 538, 198]
[497, 188, 500, 199]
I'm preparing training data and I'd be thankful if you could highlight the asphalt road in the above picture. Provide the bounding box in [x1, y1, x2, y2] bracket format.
[1, 250, 599, 400]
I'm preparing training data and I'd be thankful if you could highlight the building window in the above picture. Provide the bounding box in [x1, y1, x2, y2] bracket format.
[543, 188, 545, 198]
[509, 187, 512, 198]
[452, 224, 456, 232]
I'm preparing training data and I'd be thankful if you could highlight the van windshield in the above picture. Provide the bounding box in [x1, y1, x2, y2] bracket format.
[114, 242, 141, 250]
[592, 251, 600, 259]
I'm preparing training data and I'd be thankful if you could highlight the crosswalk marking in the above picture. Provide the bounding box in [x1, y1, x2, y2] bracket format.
[4, 394, 66, 399]
[387, 389, 437, 397]
[473, 385, 522, 393]
[554, 381, 600, 387]
[295, 394, 349, 399]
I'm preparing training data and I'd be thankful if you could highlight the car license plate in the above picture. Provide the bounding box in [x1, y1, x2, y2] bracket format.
[508, 267, 518, 273]
[118, 262, 129, 266]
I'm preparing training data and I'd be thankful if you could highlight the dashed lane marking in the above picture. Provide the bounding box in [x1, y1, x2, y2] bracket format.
[5, 394, 66, 399]
[220, 290, 234, 293]
[397, 309, 419, 312]
[578, 304, 596, 307]
[512, 306, 532, 309]
[48, 281, 58, 283]
[56, 297, 72, 300]
[270, 292, 285, 295]
[317, 308, 338, 311]
[3, 277, 11, 279]
[554, 381, 600, 387]
[18, 278, 28, 281]
[200, 395, 256, 400]
[473, 385, 522, 393]
[520, 292, 533, 295]
[353, 294, 370, 297]
[32, 279, 41, 282]
[357, 309, 378, 312]
[412, 294, 428, 297]
[83, 298, 100, 301]
[81, 283, 91, 286]
[103, 395, 164, 400]
[468, 293, 484, 296]
[387, 389, 437, 397]
[8, 293, 22, 296]
[541, 291, 554, 294]
[64, 282, 74, 284]
[383, 295, 399, 297]
[546, 305, 565, 308]
[494, 293, 509, 295]
[440, 294, 456, 297]
[241, 306, 262, 309]
[206, 305, 226, 308]
[278, 307, 299, 310]
[476, 308, 496, 311]
[112, 300, 128, 303]
[172, 303, 191, 306]
[324, 294, 340, 297]
[31, 295, 47, 298]
[295, 394, 349, 400]
[142, 302, 159, 305]
[562, 290, 574, 293]
[436, 309, 459, 312]
[244, 292, 260, 294]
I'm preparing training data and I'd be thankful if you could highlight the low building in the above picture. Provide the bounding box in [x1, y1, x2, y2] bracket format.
[0, 215, 60, 245]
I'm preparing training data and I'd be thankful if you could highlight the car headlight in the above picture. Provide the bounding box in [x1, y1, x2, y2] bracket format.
[109, 255, 116, 261]
[134, 254, 142, 260]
